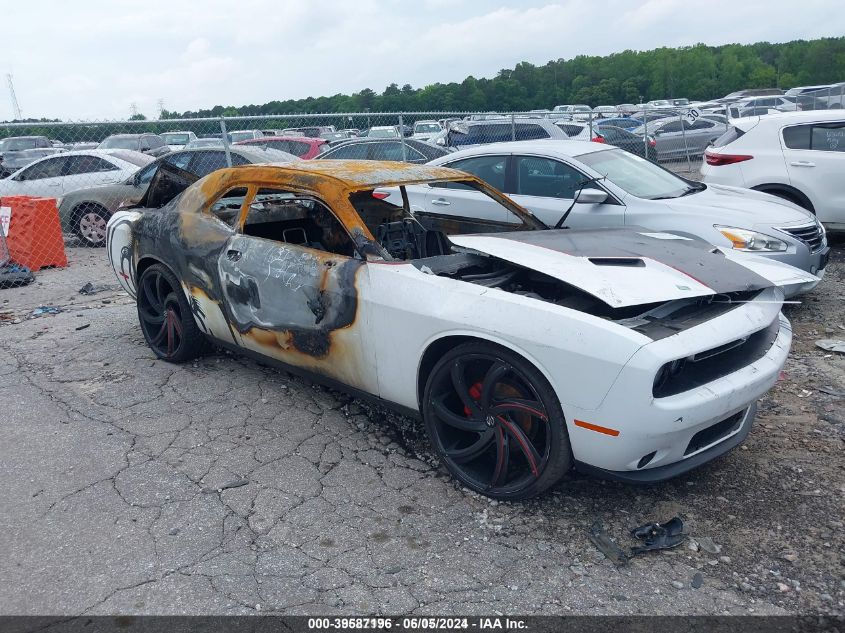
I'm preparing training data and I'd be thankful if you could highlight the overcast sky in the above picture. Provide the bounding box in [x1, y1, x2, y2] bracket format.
[3, 0, 843, 121]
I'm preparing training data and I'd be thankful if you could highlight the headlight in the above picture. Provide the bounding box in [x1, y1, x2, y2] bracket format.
[714, 226, 788, 252]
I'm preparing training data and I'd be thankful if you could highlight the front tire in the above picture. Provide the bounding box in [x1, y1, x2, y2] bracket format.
[137, 264, 208, 363]
[422, 342, 571, 500]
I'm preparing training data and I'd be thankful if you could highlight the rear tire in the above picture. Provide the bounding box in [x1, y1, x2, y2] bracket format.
[137, 264, 209, 363]
[422, 341, 571, 500]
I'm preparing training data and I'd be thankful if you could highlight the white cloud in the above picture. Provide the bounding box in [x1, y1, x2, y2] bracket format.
[1, 0, 843, 120]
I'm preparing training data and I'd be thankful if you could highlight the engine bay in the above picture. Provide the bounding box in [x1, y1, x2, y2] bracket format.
[411, 251, 760, 338]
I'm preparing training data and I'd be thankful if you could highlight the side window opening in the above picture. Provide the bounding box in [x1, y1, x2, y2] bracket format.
[65, 155, 118, 175]
[209, 187, 249, 226]
[241, 188, 356, 258]
[783, 125, 812, 150]
[514, 156, 583, 199]
[20, 157, 65, 180]
[445, 155, 507, 191]
[810, 123, 845, 152]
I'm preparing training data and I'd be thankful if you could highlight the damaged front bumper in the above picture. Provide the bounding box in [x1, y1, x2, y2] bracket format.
[575, 402, 757, 483]
[563, 290, 791, 481]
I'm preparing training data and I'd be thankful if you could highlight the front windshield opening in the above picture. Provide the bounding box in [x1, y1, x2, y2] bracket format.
[162, 133, 190, 145]
[0, 138, 37, 151]
[99, 137, 139, 150]
[348, 181, 544, 261]
[577, 148, 697, 200]
[415, 124, 441, 133]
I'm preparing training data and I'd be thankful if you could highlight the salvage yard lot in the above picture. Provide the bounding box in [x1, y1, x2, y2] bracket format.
[1, 240, 843, 616]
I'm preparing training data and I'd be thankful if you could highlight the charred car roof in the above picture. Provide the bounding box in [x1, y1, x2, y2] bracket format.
[224, 160, 476, 191]
[172, 161, 547, 242]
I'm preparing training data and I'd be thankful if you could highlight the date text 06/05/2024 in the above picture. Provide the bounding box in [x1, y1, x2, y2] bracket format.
[306, 617, 528, 630]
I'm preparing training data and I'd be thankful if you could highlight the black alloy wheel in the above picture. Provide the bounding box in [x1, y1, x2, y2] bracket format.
[137, 264, 208, 362]
[423, 342, 571, 500]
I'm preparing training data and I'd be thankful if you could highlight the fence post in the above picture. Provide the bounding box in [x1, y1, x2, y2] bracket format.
[219, 117, 232, 168]
[398, 114, 408, 162]
[511, 113, 516, 141]
[589, 110, 593, 139]
[679, 111, 691, 172]
[643, 107, 649, 158]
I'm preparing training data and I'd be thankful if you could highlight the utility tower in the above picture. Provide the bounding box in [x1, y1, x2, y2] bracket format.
[6, 74, 22, 120]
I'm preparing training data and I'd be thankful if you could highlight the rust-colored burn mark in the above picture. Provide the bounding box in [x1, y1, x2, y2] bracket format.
[132, 160, 538, 394]
[241, 323, 366, 388]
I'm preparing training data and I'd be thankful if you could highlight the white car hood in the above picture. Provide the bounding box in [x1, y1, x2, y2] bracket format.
[662, 184, 814, 226]
[449, 229, 816, 308]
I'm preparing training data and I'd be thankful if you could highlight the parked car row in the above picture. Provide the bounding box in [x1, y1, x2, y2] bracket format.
[0, 135, 65, 177]
[0, 144, 296, 245]
[4, 108, 840, 274]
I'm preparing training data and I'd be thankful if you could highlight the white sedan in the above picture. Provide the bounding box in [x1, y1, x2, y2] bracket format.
[381, 140, 829, 294]
[0, 149, 153, 200]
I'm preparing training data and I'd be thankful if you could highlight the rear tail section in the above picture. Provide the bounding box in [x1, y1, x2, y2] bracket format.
[106, 210, 141, 299]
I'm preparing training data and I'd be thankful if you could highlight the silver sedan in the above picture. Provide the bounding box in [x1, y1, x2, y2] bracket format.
[632, 117, 724, 161]
[383, 140, 828, 296]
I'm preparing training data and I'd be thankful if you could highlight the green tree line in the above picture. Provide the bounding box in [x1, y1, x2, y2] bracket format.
[163, 37, 845, 118]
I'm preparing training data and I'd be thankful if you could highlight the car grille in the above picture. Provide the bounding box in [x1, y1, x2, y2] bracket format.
[653, 318, 781, 398]
[684, 409, 745, 456]
[778, 222, 825, 252]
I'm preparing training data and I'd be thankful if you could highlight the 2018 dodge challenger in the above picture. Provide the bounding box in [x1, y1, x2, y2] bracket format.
[106, 160, 815, 499]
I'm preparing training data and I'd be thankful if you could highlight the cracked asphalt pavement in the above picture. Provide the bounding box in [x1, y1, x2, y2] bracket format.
[1, 241, 843, 616]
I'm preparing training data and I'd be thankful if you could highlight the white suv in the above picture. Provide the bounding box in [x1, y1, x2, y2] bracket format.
[701, 110, 845, 231]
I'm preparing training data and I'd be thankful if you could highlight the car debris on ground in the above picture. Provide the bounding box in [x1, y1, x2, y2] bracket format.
[589, 517, 688, 565]
[815, 339, 845, 354]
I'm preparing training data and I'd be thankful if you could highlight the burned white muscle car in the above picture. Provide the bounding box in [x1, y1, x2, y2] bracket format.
[106, 160, 813, 499]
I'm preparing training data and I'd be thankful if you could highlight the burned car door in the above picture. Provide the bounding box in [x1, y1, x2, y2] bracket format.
[217, 188, 378, 392]
[127, 166, 238, 342]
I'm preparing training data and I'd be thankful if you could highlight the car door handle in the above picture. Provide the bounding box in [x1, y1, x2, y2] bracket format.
[790, 161, 815, 167]
[227, 249, 242, 262]
[430, 198, 451, 206]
